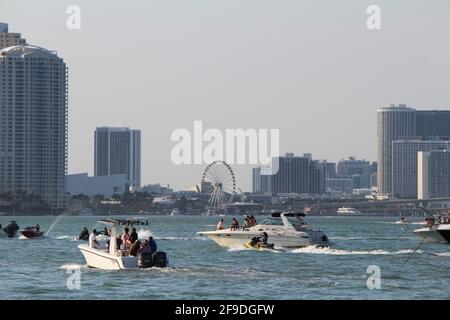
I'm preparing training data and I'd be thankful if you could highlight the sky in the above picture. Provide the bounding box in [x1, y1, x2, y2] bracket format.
[1, 0, 450, 191]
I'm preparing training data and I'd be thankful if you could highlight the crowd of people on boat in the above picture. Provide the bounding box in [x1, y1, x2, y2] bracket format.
[88, 226, 157, 257]
[216, 215, 258, 231]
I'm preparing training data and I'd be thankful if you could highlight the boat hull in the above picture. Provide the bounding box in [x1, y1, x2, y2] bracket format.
[20, 229, 43, 239]
[198, 230, 324, 248]
[414, 227, 450, 244]
[78, 244, 138, 270]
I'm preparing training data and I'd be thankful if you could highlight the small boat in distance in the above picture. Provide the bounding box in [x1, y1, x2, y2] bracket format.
[20, 226, 44, 239]
[197, 211, 329, 249]
[170, 208, 180, 216]
[337, 207, 362, 215]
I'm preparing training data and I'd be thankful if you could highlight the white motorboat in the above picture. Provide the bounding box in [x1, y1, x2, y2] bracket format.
[78, 219, 167, 270]
[170, 208, 180, 216]
[414, 216, 450, 244]
[336, 207, 362, 215]
[197, 211, 329, 249]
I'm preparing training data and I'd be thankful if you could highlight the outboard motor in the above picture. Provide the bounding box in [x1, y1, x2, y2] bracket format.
[138, 252, 153, 268]
[152, 251, 168, 268]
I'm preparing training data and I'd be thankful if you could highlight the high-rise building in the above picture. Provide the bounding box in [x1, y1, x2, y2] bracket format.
[0, 23, 26, 50]
[325, 162, 336, 178]
[377, 104, 416, 196]
[392, 140, 450, 199]
[252, 167, 261, 193]
[418, 150, 450, 199]
[416, 110, 450, 140]
[94, 127, 141, 190]
[0, 44, 68, 209]
[336, 157, 371, 188]
[255, 153, 325, 194]
[325, 178, 353, 194]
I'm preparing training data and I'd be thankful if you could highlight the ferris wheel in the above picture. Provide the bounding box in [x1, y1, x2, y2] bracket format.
[201, 160, 236, 211]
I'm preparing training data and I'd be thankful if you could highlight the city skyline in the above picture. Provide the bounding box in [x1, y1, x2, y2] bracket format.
[2, 1, 450, 191]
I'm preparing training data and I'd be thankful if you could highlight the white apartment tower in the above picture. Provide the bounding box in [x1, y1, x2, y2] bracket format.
[94, 127, 141, 190]
[0, 37, 68, 209]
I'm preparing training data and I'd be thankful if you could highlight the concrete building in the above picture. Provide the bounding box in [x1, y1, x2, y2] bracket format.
[325, 162, 336, 178]
[0, 44, 68, 209]
[416, 110, 450, 140]
[392, 140, 450, 199]
[337, 157, 371, 188]
[418, 150, 450, 199]
[377, 104, 416, 196]
[256, 153, 325, 194]
[66, 173, 128, 197]
[0, 23, 26, 50]
[325, 178, 353, 194]
[94, 127, 141, 190]
[140, 183, 173, 195]
[252, 167, 261, 193]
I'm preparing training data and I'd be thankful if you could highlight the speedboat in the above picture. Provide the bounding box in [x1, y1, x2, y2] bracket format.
[197, 211, 329, 249]
[337, 207, 362, 215]
[1, 221, 19, 238]
[395, 216, 408, 224]
[20, 227, 44, 239]
[78, 219, 168, 270]
[414, 216, 450, 244]
[170, 208, 180, 216]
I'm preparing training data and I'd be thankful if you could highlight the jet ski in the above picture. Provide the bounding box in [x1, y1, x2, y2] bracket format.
[77, 228, 90, 241]
[20, 227, 44, 239]
[2, 221, 20, 238]
[244, 237, 276, 251]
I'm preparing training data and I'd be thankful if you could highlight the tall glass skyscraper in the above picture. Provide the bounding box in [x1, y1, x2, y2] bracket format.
[0, 41, 68, 209]
[416, 110, 450, 140]
[94, 127, 141, 190]
[377, 104, 416, 196]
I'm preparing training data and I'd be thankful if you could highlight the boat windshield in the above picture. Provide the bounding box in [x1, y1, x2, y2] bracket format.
[260, 218, 284, 226]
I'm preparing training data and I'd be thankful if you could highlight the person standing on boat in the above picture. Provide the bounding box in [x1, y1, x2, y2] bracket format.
[130, 228, 138, 244]
[121, 227, 131, 250]
[149, 236, 157, 253]
[35, 224, 40, 232]
[216, 219, 224, 230]
[89, 229, 100, 249]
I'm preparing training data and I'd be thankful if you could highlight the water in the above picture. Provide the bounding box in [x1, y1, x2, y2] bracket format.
[1, 215, 449, 299]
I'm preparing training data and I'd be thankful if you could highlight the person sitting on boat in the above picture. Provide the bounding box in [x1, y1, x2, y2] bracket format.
[140, 240, 152, 254]
[130, 240, 141, 256]
[35, 224, 40, 232]
[216, 219, 224, 230]
[149, 236, 157, 253]
[260, 232, 268, 245]
[89, 229, 100, 249]
[130, 227, 138, 244]
[250, 215, 257, 226]
[230, 218, 239, 231]
[102, 227, 109, 236]
[242, 216, 250, 230]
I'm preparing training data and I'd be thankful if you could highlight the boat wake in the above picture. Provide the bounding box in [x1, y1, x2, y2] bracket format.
[291, 246, 422, 255]
[58, 263, 88, 270]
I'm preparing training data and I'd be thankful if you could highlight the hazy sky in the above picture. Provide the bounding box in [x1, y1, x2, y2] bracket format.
[1, 0, 450, 191]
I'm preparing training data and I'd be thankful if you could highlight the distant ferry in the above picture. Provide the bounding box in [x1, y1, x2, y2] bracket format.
[337, 207, 362, 215]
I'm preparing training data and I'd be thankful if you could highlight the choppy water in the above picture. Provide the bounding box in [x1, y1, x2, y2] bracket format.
[1, 215, 449, 299]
